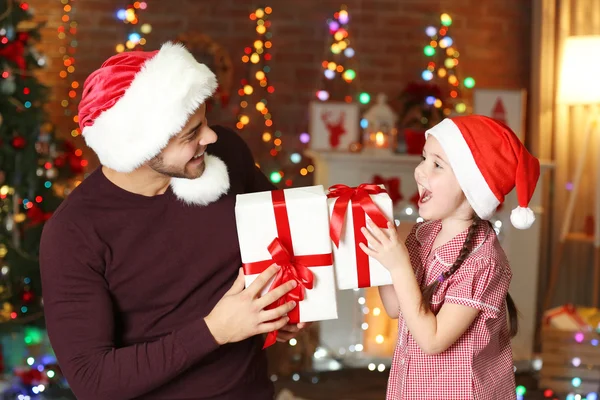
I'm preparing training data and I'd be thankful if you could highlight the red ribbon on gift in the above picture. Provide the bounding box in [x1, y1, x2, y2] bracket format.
[543, 303, 589, 329]
[243, 190, 333, 349]
[372, 175, 403, 205]
[327, 184, 390, 288]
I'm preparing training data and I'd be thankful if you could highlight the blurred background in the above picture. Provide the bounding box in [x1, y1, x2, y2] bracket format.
[0, 0, 599, 399]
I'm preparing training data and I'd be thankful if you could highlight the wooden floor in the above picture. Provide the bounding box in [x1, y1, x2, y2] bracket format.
[2, 367, 562, 399]
[274, 369, 548, 400]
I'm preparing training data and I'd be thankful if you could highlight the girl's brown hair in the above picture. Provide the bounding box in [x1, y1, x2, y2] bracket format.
[420, 219, 519, 337]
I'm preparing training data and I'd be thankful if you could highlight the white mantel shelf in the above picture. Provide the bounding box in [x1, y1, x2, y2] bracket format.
[306, 149, 423, 165]
[306, 148, 553, 367]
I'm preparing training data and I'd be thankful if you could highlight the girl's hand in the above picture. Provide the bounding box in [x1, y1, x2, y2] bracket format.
[359, 220, 411, 273]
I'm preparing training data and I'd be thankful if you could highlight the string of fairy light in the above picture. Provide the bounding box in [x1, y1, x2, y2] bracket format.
[316, 5, 370, 106]
[57, 0, 79, 137]
[235, 6, 274, 132]
[234, 7, 314, 187]
[421, 13, 475, 115]
[57, 0, 87, 173]
[115, 2, 152, 53]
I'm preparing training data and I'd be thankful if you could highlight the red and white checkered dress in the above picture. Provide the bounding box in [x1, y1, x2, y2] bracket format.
[386, 220, 516, 400]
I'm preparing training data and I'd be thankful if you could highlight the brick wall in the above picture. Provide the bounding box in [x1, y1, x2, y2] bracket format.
[30, 0, 531, 170]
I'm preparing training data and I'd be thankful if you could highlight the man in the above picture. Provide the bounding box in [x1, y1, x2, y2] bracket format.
[40, 42, 306, 400]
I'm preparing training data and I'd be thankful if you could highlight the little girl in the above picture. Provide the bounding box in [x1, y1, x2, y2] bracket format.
[360, 115, 540, 400]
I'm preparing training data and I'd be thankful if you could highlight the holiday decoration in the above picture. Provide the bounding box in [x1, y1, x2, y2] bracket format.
[234, 6, 276, 132]
[233, 7, 306, 187]
[0, 327, 70, 398]
[10, 135, 25, 150]
[419, 13, 475, 116]
[317, 5, 368, 105]
[540, 306, 600, 397]
[57, 0, 81, 137]
[235, 186, 338, 348]
[326, 184, 394, 289]
[115, 1, 151, 53]
[396, 13, 476, 154]
[308, 101, 359, 151]
[361, 93, 398, 152]
[0, 1, 85, 328]
[472, 88, 527, 143]
[543, 304, 594, 332]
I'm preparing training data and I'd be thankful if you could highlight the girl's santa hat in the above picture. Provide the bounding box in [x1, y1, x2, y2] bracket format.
[425, 115, 540, 229]
[78, 42, 230, 206]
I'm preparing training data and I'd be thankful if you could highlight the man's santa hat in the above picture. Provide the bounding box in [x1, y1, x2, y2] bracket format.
[78, 42, 230, 205]
[425, 115, 540, 229]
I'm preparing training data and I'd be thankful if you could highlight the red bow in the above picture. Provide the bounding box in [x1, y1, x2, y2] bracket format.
[327, 184, 390, 248]
[372, 175, 403, 205]
[0, 40, 26, 72]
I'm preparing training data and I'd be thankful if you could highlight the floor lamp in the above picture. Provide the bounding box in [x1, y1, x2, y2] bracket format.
[543, 35, 600, 311]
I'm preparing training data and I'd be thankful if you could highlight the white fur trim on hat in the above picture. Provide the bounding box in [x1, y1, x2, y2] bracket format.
[170, 154, 230, 206]
[510, 206, 535, 230]
[83, 42, 218, 172]
[425, 119, 500, 220]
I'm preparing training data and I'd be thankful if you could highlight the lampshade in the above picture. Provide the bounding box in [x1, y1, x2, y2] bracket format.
[557, 35, 600, 105]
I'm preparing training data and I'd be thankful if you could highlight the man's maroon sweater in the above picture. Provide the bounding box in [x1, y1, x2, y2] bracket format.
[40, 126, 276, 400]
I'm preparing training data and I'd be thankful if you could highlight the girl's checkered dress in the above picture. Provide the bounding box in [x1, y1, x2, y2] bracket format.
[386, 221, 516, 400]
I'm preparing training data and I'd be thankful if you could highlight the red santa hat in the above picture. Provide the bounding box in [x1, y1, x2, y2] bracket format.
[425, 115, 540, 229]
[78, 42, 218, 172]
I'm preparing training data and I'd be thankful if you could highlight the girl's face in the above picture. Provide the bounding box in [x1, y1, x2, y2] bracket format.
[414, 136, 473, 222]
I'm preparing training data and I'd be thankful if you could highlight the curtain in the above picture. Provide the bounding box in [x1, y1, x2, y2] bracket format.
[532, 0, 600, 344]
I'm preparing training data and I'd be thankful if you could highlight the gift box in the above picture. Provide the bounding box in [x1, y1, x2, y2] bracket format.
[327, 184, 394, 290]
[235, 186, 338, 347]
[543, 304, 591, 331]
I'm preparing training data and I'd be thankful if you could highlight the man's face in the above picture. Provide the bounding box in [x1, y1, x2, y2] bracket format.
[148, 104, 217, 179]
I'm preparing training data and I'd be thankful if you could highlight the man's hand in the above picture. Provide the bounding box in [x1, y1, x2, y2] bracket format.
[276, 322, 313, 343]
[205, 265, 297, 345]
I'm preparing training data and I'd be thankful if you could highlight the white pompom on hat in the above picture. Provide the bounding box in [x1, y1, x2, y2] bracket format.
[425, 115, 541, 229]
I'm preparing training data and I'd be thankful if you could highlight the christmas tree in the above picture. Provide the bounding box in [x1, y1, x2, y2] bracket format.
[0, 0, 84, 328]
[400, 13, 476, 129]
[234, 6, 306, 188]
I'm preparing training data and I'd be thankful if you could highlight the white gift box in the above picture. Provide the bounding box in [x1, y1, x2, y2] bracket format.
[327, 186, 394, 290]
[235, 185, 338, 323]
[543, 304, 591, 331]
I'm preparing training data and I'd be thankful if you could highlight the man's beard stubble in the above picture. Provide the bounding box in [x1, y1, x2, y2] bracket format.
[147, 154, 205, 180]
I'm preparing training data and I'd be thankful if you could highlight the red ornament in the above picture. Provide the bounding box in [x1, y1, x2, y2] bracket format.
[11, 136, 26, 149]
[26, 203, 53, 226]
[69, 154, 84, 174]
[0, 40, 26, 71]
[22, 290, 33, 303]
[17, 32, 29, 42]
